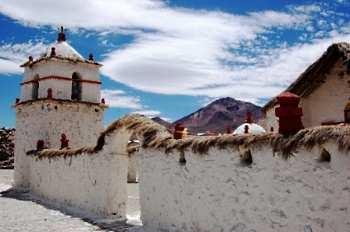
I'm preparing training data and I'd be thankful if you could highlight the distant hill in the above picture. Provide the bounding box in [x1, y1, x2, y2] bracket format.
[173, 97, 263, 134]
[151, 117, 172, 129]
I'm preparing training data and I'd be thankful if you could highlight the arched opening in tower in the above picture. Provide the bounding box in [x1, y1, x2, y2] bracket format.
[71, 72, 82, 101]
[32, 74, 39, 100]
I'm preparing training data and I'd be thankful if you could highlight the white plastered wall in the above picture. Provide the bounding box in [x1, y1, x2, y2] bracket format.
[29, 149, 128, 219]
[263, 105, 279, 132]
[21, 60, 100, 103]
[137, 144, 350, 232]
[301, 60, 350, 127]
[14, 100, 104, 189]
[262, 60, 350, 131]
[127, 154, 138, 183]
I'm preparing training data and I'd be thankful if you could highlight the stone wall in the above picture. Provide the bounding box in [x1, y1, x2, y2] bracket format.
[21, 60, 100, 103]
[137, 143, 350, 232]
[15, 115, 350, 231]
[263, 59, 350, 131]
[0, 128, 15, 169]
[14, 100, 104, 189]
[28, 149, 128, 219]
[300, 60, 350, 127]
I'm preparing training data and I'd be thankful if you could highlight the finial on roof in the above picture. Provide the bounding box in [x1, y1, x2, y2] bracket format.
[57, 26, 66, 42]
[88, 53, 94, 61]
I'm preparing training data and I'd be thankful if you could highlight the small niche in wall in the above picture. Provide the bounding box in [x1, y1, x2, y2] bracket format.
[318, 148, 331, 162]
[240, 149, 253, 166]
[344, 102, 350, 123]
[179, 152, 186, 165]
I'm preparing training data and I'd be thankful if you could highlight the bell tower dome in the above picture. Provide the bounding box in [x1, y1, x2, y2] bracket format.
[14, 27, 107, 189]
[20, 26, 102, 103]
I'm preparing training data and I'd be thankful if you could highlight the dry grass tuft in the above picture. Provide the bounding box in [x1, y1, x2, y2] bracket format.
[31, 114, 171, 160]
[29, 114, 350, 161]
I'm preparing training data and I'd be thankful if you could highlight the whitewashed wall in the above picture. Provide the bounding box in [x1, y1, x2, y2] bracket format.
[263, 59, 350, 131]
[301, 60, 350, 127]
[263, 105, 279, 132]
[82, 82, 101, 103]
[39, 79, 71, 100]
[128, 154, 138, 183]
[15, 113, 350, 231]
[24, 60, 100, 82]
[14, 100, 104, 189]
[29, 150, 128, 219]
[137, 143, 350, 232]
[21, 60, 100, 103]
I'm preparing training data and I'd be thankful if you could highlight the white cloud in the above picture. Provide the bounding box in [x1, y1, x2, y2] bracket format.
[0, 59, 20, 74]
[101, 89, 142, 109]
[0, 41, 47, 74]
[101, 89, 162, 118]
[0, 0, 348, 105]
[132, 110, 161, 118]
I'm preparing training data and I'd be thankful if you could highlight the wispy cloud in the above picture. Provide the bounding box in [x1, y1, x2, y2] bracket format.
[101, 89, 162, 118]
[0, 0, 349, 104]
[101, 89, 142, 109]
[0, 41, 47, 74]
[132, 110, 161, 118]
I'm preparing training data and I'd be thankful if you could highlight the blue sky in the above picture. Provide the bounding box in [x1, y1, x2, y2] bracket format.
[0, 0, 349, 127]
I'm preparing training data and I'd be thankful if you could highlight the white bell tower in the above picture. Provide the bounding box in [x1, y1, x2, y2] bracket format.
[14, 27, 107, 189]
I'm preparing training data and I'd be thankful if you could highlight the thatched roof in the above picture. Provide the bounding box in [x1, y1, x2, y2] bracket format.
[263, 42, 350, 112]
[28, 114, 350, 160]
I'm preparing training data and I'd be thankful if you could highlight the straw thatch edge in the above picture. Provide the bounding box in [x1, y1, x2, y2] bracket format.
[28, 114, 350, 160]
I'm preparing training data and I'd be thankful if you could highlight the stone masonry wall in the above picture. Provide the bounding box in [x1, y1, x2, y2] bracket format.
[263, 59, 350, 131]
[14, 100, 104, 189]
[137, 143, 350, 232]
[29, 149, 128, 220]
[15, 115, 350, 231]
[21, 60, 100, 103]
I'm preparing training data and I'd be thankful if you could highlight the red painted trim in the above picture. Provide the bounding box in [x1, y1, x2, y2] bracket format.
[20, 75, 101, 85]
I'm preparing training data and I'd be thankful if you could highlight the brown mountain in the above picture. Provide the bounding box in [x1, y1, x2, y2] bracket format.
[151, 117, 172, 129]
[173, 97, 263, 134]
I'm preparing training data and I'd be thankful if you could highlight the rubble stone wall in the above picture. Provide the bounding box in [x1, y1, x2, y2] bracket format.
[14, 100, 104, 189]
[263, 59, 350, 131]
[137, 143, 350, 232]
[29, 149, 128, 219]
[21, 61, 100, 103]
[0, 128, 15, 169]
[14, 115, 350, 231]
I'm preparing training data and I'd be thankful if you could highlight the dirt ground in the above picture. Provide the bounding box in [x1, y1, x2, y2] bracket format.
[0, 169, 143, 232]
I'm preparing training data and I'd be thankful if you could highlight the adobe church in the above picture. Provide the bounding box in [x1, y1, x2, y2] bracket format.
[14, 27, 107, 189]
[262, 42, 350, 132]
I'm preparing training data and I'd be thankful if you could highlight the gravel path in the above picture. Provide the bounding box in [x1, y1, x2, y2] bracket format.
[0, 170, 143, 232]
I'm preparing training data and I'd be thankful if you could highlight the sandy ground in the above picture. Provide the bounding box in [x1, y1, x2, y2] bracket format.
[0, 169, 143, 232]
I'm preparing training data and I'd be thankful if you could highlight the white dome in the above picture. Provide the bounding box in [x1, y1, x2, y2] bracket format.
[233, 123, 266, 135]
[45, 41, 84, 60]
